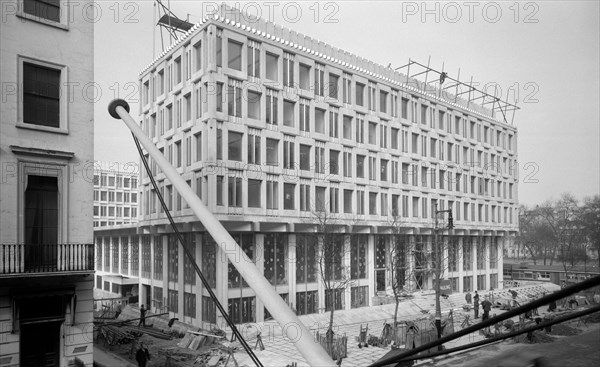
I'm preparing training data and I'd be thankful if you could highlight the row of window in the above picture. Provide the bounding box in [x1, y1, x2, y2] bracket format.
[141, 175, 515, 224]
[93, 190, 138, 203]
[94, 174, 138, 189]
[93, 205, 137, 219]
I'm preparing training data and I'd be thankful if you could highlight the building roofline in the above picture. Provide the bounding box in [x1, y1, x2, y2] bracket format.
[139, 3, 516, 126]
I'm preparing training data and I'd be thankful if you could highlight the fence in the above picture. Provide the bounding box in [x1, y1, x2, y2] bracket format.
[0, 243, 94, 274]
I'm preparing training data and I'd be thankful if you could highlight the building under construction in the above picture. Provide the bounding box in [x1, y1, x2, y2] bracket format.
[94, 4, 519, 328]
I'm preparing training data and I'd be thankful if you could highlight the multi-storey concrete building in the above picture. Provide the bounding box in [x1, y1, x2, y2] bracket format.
[94, 5, 518, 328]
[93, 161, 140, 228]
[0, 1, 95, 366]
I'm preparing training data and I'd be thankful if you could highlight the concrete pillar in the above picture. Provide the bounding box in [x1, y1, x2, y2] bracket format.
[472, 236, 477, 290]
[288, 234, 297, 311]
[343, 234, 351, 310]
[255, 233, 265, 322]
[367, 233, 375, 306]
[215, 243, 229, 329]
[458, 236, 464, 293]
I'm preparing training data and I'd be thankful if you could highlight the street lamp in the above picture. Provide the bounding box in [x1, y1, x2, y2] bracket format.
[434, 204, 453, 351]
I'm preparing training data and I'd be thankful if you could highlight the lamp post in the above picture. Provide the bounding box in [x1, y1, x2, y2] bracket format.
[434, 204, 453, 351]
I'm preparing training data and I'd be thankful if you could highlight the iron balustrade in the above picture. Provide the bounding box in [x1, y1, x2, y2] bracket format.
[0, 243, 94, 274]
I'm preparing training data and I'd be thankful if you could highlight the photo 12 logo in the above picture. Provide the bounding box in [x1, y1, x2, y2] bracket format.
[401, 2, 540, 24]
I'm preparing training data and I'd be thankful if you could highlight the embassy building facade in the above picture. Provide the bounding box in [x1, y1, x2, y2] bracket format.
[94, 5, 518, 327]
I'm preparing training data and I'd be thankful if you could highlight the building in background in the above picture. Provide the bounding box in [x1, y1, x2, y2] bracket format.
[93, 161, 140, 228]
[0, 1, 95, 366]
[94, 5, 519, 328]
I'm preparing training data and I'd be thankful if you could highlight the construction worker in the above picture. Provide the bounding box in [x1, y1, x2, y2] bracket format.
[138, 304, 147, 327]
[135, 342, 151, 367]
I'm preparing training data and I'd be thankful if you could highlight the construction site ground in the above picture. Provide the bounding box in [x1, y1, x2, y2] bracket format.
[94, 282, 600, 367]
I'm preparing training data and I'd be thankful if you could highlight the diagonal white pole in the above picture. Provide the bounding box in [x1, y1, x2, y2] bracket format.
[108, 99, 334, 367]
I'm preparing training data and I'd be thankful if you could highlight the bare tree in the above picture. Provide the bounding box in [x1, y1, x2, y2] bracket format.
[580, 195, 600, 268]
[388, 213, 410, 335]
[517, 205, 555, 265]
[538, 193, 587, 282]
[310, 208, 356, 341]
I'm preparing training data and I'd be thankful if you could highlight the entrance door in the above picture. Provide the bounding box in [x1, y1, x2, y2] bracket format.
[20, 321, 61, 367]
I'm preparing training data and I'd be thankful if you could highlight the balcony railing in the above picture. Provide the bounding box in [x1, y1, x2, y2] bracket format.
[0, 243, 94, 275]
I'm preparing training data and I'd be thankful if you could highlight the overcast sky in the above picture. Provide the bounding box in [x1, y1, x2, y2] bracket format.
[93, 1, 599, 206]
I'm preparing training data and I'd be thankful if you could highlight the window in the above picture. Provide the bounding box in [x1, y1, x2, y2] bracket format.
[368, 82, 376, 111]
[329, 107, 339, 138]
[174, 57, 182, 84]
[355, 82, 365, 106]
[266, 138, 278, 166]
[228, 80, 242, 117]
[343, 151, 352, 177]
[25, 175, 58, 245]
[248, 179, 261, 208]
[266, 52, 278, 81]
[283, 139, 295, 169]
[356, 155, 365, 178]
[266, 89, 278, 125]
[299, 99, 310, 132]
[369, 156, 377, 181]
[264, 234, 287, 285]
[22, 61, 61, 129]
[247, 90, 261, 119]
[329, 73, 339, 99]
[315, 186, 326, 211]
[315, 144, 325, 174]
[228, 131, 242, 161]
[284, 100, 295, 127]
[299, 183, 310, 211]
[299, 63, 310, 90]
[247, 131, 260, 164]
[356, 114, 365, 143]
[329, 150, 339, 175]
[23, 0, 60, 22]
[330, 187, 339, 213]
[216, 176, 224, 205]
[368, 122, 377, 145]
[380, 91, 388, 113]
[315, 64, 325, 96]
[315, 108, 325, 133]
[343, 115, 352, 140]
[216, 29, 222, 67]
[300, 144, 310, 171]
[344, 189, 353, 213]
[380, 159, 388, 181]
[184, 292, 196, 318]
[380, 124, 388, 148]
[356, 189, 365, 215]
[266, 179, 278, 210]
[175, 140, 182, 167]
[369, 192, 377, 215]
[228, 175, 242, 207]
[283, 52, 294, 87]
[216, 82, 223, 112]
[228, 40, 242, 70]
[195, 133, 202, 162]
[247, 40, 260, 77]
[380, 192, 388, 215]
[284, 183, 295, 209]
[194, 41, 202, 71]
[343, 73, 352, 104]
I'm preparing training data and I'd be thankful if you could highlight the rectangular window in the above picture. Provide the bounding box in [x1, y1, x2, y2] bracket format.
[284, 100, 295, 127]
[195, 133, 202, 162]
[344, 189, 353, 214]
[228, 175, 242, 207]
[356, 114, 365, 143]
[23, 62, 61, 128]
[356, 155, 365, 178]
[329, 107, 339, 138]
[228, 131, 242, 161]
[369, 192, 377, 215]
[247, 90, 261, 119]
[315, 108, 325, 133]
[329, 73, 339, 99]
[315, 186, 326, 212]
[228, 40, 242, 70]
[368, 82, 376, 111]
[24, 0, 60, 21]
[194, 41, 202, 71]
[343, 73, 352, 104]
[283, 52, 294, 87]
[329, 150, 339, 175]
[299, 99, 310, 132]
[356, 189, 365, 215]
[247, 131, 260, 164]
[299, 63, 310, 90]
[227, 80, 242, 117]
[283, 139, 295, 169]
[266, 52, 278, 81]
[247, 40, 260, 77]
[343, 151, 352, 177]
[174, 56, 182, 84]
[330, 187, 339, 213]
[369, 156, 377, 181]
[356, 82, 365, 106]
[299, 183, 310, 212]
[284, 183, 295, 209]
[300, 144, 310, 171]
[380, 159, 388, 181]
[315, 144, 325, 174]
[248, 179, 261, 208]
[266, 179, 278, 210]
[261, 138, 278, 167]
[315, 63, 325, 96]
[380, 124, 388, 148]
[343, 115, 352, 140]
[380, 90, 388, 113]
[216, 29, 222, 67]
[266, 89, 278, 125]
[216, 82, 223, 112]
